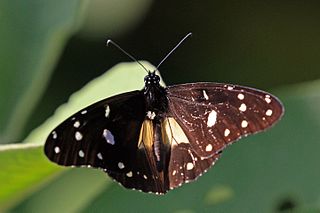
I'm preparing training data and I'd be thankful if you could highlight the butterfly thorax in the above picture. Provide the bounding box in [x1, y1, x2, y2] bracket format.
[143, 71, 168, 120]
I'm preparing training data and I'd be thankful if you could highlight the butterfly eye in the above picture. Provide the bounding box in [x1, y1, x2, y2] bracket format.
[144, 76, 151, 84]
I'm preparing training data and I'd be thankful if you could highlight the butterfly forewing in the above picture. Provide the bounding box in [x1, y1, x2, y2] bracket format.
[44, 90, 172, 194]
[45, 91, 143, 167]
[167, 82, 284, 158]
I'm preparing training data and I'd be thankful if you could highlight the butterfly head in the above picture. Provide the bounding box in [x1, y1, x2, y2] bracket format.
[144, 71, 160, 86]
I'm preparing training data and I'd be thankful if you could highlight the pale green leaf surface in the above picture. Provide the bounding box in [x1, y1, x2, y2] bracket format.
[0, 145, 61, 211]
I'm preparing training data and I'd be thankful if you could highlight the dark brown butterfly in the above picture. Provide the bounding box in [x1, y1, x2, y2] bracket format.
[44, 33, 284, 194]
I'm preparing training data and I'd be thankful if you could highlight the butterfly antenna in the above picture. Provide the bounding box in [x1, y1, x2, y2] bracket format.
[106, 39, 149, 73]
[156, 32, 192, 70]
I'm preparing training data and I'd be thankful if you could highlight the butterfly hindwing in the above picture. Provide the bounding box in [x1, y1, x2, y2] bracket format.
[168, 142, 220, 190]
[166, 82, 284, 158]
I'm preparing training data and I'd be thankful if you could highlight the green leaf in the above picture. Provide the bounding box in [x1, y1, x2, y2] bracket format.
[0, 144, 61, 211]
[0, 0, 86, 143]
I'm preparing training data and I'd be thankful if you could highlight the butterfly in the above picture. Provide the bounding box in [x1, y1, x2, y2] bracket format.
[44, 33, 284, 194]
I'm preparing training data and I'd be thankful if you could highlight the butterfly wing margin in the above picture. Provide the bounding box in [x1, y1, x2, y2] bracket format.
[166, 82, 284, 158]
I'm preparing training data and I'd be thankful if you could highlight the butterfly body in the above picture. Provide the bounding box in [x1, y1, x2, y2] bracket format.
[45, 69, 283, 194]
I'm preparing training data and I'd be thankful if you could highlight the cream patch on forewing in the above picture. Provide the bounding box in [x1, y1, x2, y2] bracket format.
[162, 117, 189, 146]
[207, 110, 217, 127]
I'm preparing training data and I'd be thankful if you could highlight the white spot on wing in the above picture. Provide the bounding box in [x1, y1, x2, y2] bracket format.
[239, 103, 247, 112]
[237, 93, 245, 100]
[265, 109, 273, 116]
[75, 131, 83, 141]
[97, 152, 103, 160]
[146, 111, 156, 120]
[224, 128, 230, 137]
[54, 146, 60, 154]
[143, 175, 148, 179]
[78, 150, 85, 157]
[227, 86, 234, 90]
[103, 129, 115, 145]
[205, 144, 213, 152]
[118, 162, 125, 169]
[265, 95, 271, 103]
[81, 110, 87, 114]
[186, 162, 194, 170]
[241, 120, 248, 128]
[52, 131, 57, 139]
[207, 110, 217, 127]
[172, 170, 177, 176]
[203, 90, 209, 100]
[126, 171, 133, 177]
[73, 121, 80, 128]
[105, 105, 110, 117]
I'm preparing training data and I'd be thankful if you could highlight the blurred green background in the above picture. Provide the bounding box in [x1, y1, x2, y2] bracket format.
[1, 0, 320, 212]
